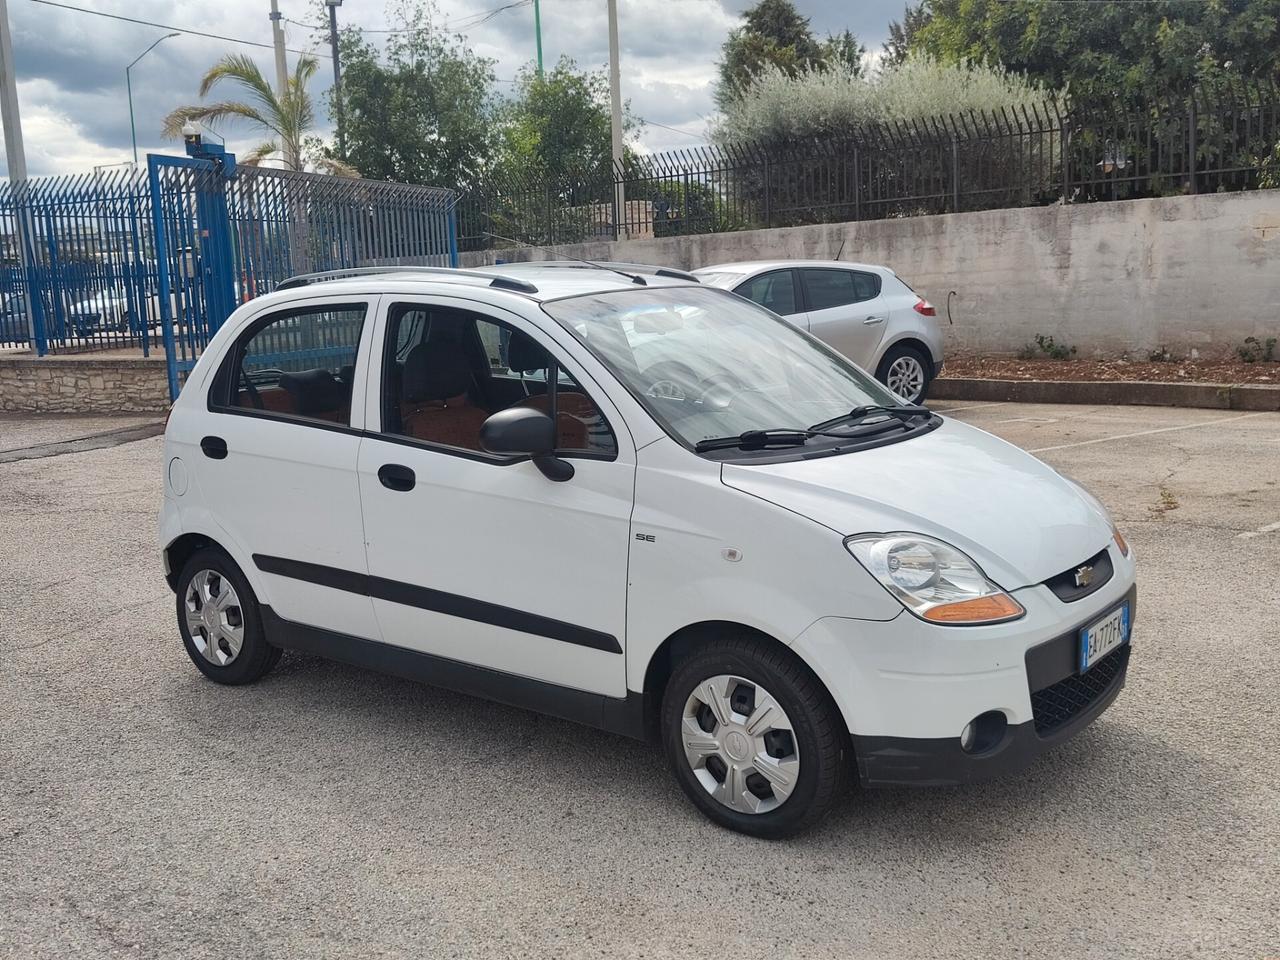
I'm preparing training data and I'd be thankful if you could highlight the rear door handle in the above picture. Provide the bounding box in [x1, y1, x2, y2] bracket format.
[378, 463, 416, 492]
[200, 435, 228, 460]
[862, 316, 887, 325]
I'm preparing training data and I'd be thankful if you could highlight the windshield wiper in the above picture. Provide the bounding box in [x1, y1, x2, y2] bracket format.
[694, 427, 863, 453]
[808, 403, 931, 432]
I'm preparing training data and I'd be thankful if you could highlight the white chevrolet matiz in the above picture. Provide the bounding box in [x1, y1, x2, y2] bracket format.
[160, 262, 1136, 838]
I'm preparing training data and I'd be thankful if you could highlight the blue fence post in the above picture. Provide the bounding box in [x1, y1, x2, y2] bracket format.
[447, 206, 459, 268]
[147, 154, 180, 402]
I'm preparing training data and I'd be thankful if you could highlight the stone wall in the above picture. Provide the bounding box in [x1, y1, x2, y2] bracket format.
[461, 190, 1280, 359]
[0, 356, 170, 413]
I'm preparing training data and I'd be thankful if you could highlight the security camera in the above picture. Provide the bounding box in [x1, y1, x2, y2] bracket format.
[182, 122, 198, 137]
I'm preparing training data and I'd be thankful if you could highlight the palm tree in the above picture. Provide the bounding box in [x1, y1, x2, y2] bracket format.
[163, 53, 356, 175]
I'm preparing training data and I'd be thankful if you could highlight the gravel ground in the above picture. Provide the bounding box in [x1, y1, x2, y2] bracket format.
[2, 402, 1278, 959]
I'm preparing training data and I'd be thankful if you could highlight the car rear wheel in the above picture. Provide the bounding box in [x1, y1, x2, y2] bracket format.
[661, 634, 846, 838]
[176, 548, 281, 685]
[877, 343, 932, 404]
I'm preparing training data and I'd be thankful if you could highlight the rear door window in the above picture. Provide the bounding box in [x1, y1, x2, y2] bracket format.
[214, 302, 367, 426]
[801, 269, 880, 311]
[734, 270, 799, 316]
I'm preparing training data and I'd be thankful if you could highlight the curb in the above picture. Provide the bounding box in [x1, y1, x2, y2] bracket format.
[932, 377, 1280, 411]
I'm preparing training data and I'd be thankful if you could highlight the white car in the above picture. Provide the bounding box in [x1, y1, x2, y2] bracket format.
[693, 260, 944, 404]
[159, 263, 1135, 838]
[67, 290, 132, 335]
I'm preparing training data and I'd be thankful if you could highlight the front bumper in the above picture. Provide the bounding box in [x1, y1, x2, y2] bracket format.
[853, 624, 1131, 786]
[791, 545, 1137, 787]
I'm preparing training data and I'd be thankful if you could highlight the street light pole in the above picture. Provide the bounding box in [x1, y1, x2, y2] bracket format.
[0, 0, 39, 349]
[533, 0, 543, 76]
[325, 0, 344, 158]
[127, 32, 180, 165]
[607, 0, 625, 239]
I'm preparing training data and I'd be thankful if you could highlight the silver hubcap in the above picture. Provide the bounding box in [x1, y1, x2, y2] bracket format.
[184, 569, 245, 667]
[682, 675, 800, 815]
[886, 355, 925, 401]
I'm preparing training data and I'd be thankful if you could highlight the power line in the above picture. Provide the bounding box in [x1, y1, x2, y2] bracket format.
[27, 0, 331, 58]
[640, 118, 710, 143]
[290, 0, 533, 36]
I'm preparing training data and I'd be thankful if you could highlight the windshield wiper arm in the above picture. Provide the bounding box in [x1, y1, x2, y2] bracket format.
[695, 427, 861, 453]
[808, 403, 931, 432]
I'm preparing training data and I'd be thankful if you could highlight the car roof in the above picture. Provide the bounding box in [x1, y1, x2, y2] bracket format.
[262, 264, 697, 307]
[694, 260, 893, 276]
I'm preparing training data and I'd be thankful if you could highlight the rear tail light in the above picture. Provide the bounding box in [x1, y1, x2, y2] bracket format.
[913, 298, 936, 317]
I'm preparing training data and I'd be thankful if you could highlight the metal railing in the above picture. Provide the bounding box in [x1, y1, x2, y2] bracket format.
[457, 82, 1280, 251]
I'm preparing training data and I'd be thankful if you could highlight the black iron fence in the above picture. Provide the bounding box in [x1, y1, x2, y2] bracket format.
[457, 82, 1280, 251]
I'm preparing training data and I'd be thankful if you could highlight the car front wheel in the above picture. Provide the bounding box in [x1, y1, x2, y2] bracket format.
[877, 343, 932, 404]
[661, 634, 846, 838]
[176, 548, 281, 685]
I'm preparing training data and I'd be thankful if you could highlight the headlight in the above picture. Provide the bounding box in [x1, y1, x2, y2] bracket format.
[845, 533, 1024, 625]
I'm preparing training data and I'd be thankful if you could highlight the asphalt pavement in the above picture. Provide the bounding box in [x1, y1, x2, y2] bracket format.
[2, 401, 1277, 959]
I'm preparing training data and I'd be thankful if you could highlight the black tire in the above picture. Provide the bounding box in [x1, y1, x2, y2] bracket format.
[661, 633, 847, 839]
[175, 547, 281, 685]
[876, 342, 933, 404]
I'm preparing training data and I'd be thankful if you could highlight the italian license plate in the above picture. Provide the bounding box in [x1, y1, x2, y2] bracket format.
[1079, 603, 1130, 673]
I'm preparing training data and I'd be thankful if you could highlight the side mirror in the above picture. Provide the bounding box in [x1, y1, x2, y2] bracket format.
[479, 407, 574, 482]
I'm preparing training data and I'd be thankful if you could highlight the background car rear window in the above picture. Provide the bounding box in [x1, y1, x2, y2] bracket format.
[801, 269, 881, 310]
[735, 270, 797, 316]
[221, 303, 366, 426]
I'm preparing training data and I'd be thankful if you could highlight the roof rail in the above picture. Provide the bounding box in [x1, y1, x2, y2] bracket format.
[500, 260, 701, 283]
[275, 265, 538, 294]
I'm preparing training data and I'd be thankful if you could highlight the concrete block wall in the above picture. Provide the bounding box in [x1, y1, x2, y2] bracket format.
[0, 356, 170, 413]
[461, 191, 1280, 359]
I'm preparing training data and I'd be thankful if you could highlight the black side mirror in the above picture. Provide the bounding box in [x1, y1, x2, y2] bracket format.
[479, 407, 574, 482]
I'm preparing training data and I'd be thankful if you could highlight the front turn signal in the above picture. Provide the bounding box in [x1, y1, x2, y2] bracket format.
[921, 594, 1024, 625]
[1112, 526, 1130, 557]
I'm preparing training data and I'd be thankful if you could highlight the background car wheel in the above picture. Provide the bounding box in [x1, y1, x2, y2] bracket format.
[661, 633, 847, 839]
[876, 344, 932, 404]
[176, 548, 281, 685]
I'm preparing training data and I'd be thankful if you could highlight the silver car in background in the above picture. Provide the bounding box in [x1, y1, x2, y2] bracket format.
[693, 260, 944, 404]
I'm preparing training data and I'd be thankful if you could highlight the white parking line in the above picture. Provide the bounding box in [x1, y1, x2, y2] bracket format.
[1238, 521, 1280, 540]
[933, 402, 1007, 414]
[998, 417, 1059, 424]
[1028, 412, 1268, 453]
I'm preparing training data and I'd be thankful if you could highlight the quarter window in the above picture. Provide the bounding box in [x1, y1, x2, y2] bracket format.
[217, 302, 366, 426]
[801, 269, 881, 310]
[380, 303, 617, 458]
[734, 270, 798, 316]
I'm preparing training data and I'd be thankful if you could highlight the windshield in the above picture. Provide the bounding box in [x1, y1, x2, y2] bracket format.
[542, 286, 903, 451]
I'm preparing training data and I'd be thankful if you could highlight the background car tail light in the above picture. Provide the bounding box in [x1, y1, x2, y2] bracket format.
[913, 299, 936, 316]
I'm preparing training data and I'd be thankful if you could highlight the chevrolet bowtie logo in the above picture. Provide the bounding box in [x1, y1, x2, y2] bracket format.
[1074, 565, 1094, 588]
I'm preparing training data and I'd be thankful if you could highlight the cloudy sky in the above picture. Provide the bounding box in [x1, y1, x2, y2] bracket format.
[3, 0, 905, 178]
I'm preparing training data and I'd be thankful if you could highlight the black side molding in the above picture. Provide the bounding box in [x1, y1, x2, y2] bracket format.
[252, 554, 622, 654]
[261, 606, 647, 740]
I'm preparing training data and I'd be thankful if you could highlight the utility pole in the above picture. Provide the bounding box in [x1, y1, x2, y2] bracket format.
[533, 0, 543, 76]
[606, 0, 624, 239]
[325, 0, 344, 158]
[0, 0, 38, 349]
[268, 0, 289, 98]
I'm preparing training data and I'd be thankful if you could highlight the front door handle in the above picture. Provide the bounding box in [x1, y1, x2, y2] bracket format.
[378, 463, 416, 492]
[200, 435, 228, 460]
[862, 315, 887, 325]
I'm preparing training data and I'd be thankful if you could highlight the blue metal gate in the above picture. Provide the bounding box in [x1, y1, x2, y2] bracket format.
[148, 143, 458, 399]
[0, 167, 160, 355]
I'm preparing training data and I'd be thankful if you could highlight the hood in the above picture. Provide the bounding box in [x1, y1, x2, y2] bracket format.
[720, 417, 1112, 589]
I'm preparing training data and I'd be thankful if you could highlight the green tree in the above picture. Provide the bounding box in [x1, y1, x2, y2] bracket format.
[494, 57, 636, 181]
[326, 1, 497, 189]
[882, 3, 932, 68]
[822, 29, 867, 76]
[715, 0, 826, 108]
[911, 0, 1280, 105]
[163, 54, 352, 174]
